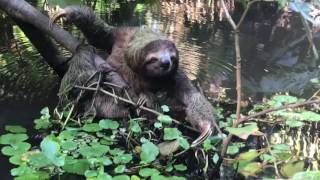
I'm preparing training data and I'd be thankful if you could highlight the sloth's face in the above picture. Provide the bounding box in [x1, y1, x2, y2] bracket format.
[141, 40, 179, 78]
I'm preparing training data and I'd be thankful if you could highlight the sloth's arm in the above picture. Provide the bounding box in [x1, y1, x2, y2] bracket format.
[50, 6, 115, 53]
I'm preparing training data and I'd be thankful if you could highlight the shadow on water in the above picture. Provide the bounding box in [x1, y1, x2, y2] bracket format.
[0, 0, 320, 179]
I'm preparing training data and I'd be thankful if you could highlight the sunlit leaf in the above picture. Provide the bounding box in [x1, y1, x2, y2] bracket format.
[286, 120, 304, 127]
[226, 123, 260, 140]
[40, 136, 65, 166]
[237, 150, 260, 162]
[178, 137, 190, 150]
[239, 162, 262, 177]
[85, 170, 98, 177]
[281, 161, 305, 178]
[0, 133, 28, 145]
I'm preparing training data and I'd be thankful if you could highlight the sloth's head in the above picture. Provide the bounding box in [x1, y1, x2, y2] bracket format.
[125, 29, 179, 78]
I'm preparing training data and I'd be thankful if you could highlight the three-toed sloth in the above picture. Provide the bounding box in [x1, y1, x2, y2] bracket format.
[54, 6, 218, 145]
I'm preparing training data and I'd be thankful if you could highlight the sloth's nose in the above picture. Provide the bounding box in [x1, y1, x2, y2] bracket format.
[160, 58, 171, 70]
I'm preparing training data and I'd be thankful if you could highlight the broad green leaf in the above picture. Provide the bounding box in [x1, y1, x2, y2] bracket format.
[131, 175, 141, 180]
[102, 157, 113, 166]
[40, 136, 65, 166]
[0, 133, 28, 145]
[85, 170, 98, 177]
[79, 144, 109, 157]
[83, 123, 102, 132]
[281, 161, 305, 178]
[140, 140, 159, 164]
[226, 123, 260, 140]
[99, 119, 119, 130]
[11, 165, 33, 176]
[227, 144, 239, 155]
[139, 168, 160, 177]
[109, 148, 124, 156]
[114, 165, 126, 173]
[292, 171, 320, 180]
[113, 175, 130, 180]
[164, 128, 182, 140]
[61, 140, 77, 150]
[5, 125, 27, 133]
[154, 122, 163, 129]
[157, 115, 172, 124]
[9, 155, 23, 165]
[174, 164, 187, 171]
[97, 173, 112, 180]
[28, 152, 52, 168]
[113, 153, 132, 164]
[286, 120, 304, 128]
[63, 157, 90, 175]
[1, 142, 30, 156]
[268, 95, 299, 107]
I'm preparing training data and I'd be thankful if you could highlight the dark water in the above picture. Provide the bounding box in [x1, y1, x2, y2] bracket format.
[0, 0, 320, 179]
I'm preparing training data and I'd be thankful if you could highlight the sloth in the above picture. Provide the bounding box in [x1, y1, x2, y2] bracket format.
[53, 6, 219, 145]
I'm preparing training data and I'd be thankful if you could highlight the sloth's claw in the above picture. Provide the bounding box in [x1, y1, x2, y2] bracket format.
[191, 123, 212, 147]
[49, 9, 67, 29]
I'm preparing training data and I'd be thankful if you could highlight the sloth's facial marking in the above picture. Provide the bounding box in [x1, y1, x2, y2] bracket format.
[142, 40, 179, 78]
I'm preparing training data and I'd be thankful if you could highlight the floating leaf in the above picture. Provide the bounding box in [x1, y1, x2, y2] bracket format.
[114, 165, 126, 173]
[61, 140, 77, 151]
[140, 140, 159, 164]
[0, 133, 28, 145]
[113, 153, 132, 164]
[79, 144, 109, 157]
[164, 128, 182, 140]
[62, 157, 90, 175]
[9, 155, 23, 165]
[227, 144, 239, 155]
[82, 123, 102, 132]
[11, 165, 32, 176]
[161, 105, 170, 112]
[139, 168, 160, 177]
[178, 137, 190, 150]
[1, 142, 31, 156]
[268, 95, 299, 108]
[113, 175, 130, 180]
[174, 164, 187, 171]
[154, 122, 163, 129]
[99, 119, 119, 130]
[102, 157, 113, 166]
[131, 175, 141, 180]
[5, 125, 27, 133]
[84, 170, 98, 177]
[40, 136, 65, 166]
[281, 161, 305, 178]
[157, 115, 172, 124]
[28, 152, 52, 168]
[226, 123, 260, 140]
[292, 171, 320, 180]
[97, 173, 112, 180]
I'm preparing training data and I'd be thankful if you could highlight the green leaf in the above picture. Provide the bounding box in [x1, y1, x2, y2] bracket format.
[83, 123, 102, 132]
[99, 119, 119, 130]
[278, 0, 287, 8]
[11, 165, 32, 176]
[61, 140, 77, 150]
[102, 157, 113, 166]
[292, 171, 320, 180]
[85, 170, 98, 177]
[113, 175, 130, 180]
[2, 142, 30, 156]
[139, 168, 160, 177]
[40, 136, 65, 166]
[140, 140, 159, 164]
[239, 162, 262, 177]
[109, 148, 124, 156]
[161, 105, 170, 112]
[227, 144, 239, 155]
[157, 115, 172, 124]
[237, 150, 260, 162]
[63, 157, 90, 175]
[286, 120, 304, 127]
[0, 133, 28, 145]
[281, 161, 305, 178]
[130, 121, 142, 133]
[226, 123, 260, 140]
[79, 144, 109, 157]
[165, 164, 173, 172]
[5, 125, 27, 133]
[131, 175, 141, 180]
[178, 137, 190, 150]
[113, 153, 132, 164]
[174, 164, 187, 171]
[28, 152, 52, 168]
[164, 128, 182, 140]
[268, 95, 299, 107]
[97, 173, 112, 180]
[212, 153, 220, 164]
[114, 165, 126, 173]
[9, 155, 23, 165]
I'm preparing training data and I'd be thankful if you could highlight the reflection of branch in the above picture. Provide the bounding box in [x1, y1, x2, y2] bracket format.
[219, 0, 259, 158]
[300, 15, 319, 59]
